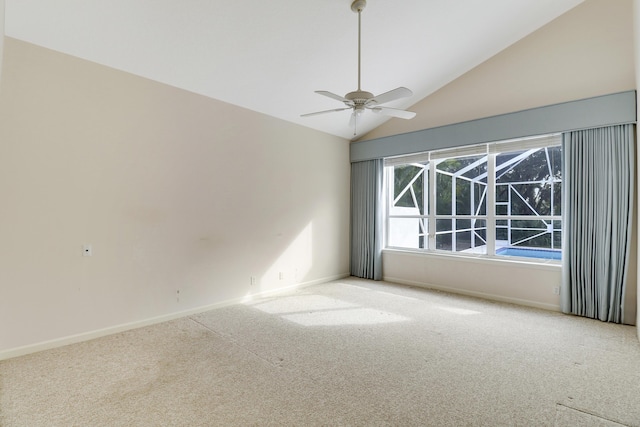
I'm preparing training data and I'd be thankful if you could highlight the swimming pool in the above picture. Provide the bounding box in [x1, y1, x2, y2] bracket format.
[496, 247, 562, 260]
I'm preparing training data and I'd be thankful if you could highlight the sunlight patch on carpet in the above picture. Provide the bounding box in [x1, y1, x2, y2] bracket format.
[248, 294, 409, 326]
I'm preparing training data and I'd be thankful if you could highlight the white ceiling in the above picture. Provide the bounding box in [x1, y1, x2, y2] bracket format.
[3, 0, 584, 140]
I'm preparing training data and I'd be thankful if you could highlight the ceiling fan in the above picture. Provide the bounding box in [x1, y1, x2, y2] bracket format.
[301, 0, 416, 133]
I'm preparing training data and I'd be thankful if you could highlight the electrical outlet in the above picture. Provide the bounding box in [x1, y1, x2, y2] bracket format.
[176, 289, 180, 302]
[279, 272, 284, 280]
[250, 276, 256, 286]
[553, 286, 560, 295]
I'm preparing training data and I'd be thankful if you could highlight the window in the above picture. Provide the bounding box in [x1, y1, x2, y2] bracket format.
[385, 135, 562, 261]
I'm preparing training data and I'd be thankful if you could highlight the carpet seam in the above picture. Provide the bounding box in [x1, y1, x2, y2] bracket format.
[187, 317, 285, 370]
[556, 403, 631, 426]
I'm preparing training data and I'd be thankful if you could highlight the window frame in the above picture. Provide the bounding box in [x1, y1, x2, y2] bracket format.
[384, 134, 562, 262]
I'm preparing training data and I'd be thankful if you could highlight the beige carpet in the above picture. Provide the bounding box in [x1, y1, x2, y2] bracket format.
[2, 277, 639, 426]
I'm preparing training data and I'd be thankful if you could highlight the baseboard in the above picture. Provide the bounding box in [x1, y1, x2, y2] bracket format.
[383, 276, 561, 312]
[0, 273, 350, 361]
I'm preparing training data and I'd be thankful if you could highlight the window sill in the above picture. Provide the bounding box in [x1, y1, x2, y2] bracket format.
[382, 247, 562, 271]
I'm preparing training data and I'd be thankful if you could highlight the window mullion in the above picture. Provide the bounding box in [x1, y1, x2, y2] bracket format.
[384, 166, 391, 248]
[486, 153, 496, 255]
[428, 161, 437, 250]
[423, 165, 429, 249]
[451, 175, 457, 252]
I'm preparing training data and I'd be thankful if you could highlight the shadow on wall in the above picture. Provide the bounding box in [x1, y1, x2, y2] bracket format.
[255, 222, 314, 293]
[238, 219, 343, 302]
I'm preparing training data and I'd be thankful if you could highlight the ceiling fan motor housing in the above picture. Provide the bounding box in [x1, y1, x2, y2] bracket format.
[345, 90, 374, 106]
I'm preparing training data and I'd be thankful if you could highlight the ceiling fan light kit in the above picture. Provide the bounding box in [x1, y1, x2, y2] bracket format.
[302, 0, 416, 134]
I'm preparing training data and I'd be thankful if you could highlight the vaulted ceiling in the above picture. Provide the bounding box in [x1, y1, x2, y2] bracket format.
[3, 0, 585, 140]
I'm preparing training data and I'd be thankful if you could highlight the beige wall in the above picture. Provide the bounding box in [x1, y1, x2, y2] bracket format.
[361, 0, 635, 141]
[384, 251, 562, 311]
[0, 38, 350, 357]
[365, 0, 638, 321]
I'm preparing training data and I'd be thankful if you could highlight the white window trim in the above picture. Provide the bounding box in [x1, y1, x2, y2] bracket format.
[384, 134, 562, 263]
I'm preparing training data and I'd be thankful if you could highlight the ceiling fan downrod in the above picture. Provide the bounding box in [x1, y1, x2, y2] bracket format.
[351, 0, 366, 92]
[344, 0, 372, 107]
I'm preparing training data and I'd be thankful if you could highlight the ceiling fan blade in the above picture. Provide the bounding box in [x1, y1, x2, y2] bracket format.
[370, 106, 416, 120]
[301, 107, 352, 118]
[315, 90, 349, 103]
[369, 87, 413, 105]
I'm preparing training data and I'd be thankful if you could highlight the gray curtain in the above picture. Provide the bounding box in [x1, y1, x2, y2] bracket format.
[350, 159, 383, 280]
[561, 124, 635, 323]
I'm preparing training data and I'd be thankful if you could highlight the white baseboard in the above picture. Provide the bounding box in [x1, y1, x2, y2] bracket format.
[0, 273, 350, 361]
[383, 276, 561, 313]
